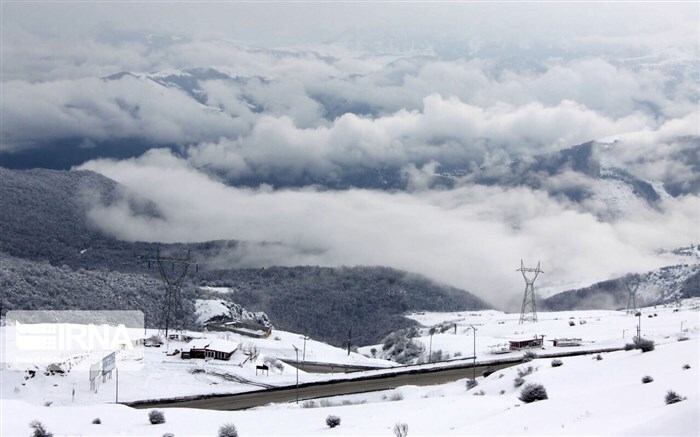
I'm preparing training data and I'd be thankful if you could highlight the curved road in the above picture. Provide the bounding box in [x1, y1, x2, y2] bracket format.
[127, 346, 622, 411]
[128, 361, 517, 411]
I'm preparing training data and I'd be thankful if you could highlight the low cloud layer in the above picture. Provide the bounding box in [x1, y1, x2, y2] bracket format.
[78, 149, 698, 309]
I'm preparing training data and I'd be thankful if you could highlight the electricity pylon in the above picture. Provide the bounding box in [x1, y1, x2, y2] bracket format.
[624, 274, 640, 315]
[518, 260, 543, 324]
[148, 248, 197, 339]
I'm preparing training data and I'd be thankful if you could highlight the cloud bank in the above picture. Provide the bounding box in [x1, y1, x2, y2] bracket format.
[78, 148, 698, 308]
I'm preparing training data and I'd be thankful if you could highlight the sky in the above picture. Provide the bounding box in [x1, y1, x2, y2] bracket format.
[1, 2, 698, 308]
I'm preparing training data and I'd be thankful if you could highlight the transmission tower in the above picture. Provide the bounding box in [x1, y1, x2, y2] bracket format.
[148, 248, 198, 339]
[624, 274, 640, 315]
[517, 260, 543, 324]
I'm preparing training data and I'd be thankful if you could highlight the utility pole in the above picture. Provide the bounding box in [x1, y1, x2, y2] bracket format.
[347, 328, 352, 356]
[468, 325, 477, 381]
[292, 345, 299, 404]
[300, 335, 309, 368]
[115, 368, 119, 403]
[636, 311, 642, 339]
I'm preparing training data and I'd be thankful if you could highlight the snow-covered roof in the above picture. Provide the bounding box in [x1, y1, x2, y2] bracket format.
[205, 339, 238, 353]
[186, 339, 211, 350]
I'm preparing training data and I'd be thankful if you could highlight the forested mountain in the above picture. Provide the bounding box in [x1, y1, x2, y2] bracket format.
[0, 252, 197, 327]
[197, 265, 488, 347]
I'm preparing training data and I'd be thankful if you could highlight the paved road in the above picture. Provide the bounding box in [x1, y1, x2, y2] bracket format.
[128, 361, 518, 411]
[127, 346, 622, 411]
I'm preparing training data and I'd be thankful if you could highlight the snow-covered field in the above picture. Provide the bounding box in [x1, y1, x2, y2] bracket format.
[2, 300, 698, 436]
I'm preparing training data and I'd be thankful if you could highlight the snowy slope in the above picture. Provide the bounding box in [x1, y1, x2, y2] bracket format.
[2, 300, 698, 436]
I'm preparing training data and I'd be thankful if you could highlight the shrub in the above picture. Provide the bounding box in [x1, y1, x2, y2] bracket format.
[218, 423, 239, 437]
[326, 415, 341, 428]
[29, 420, 53, 437]
[482, 367, 496, 377]
[522, 351, 537, 362]
[665, 390, 685, 405]
[473, 390, 485, 396]
[551, 359, 563, 367]
[320, 399, 334, 407]
[513, 376, 525, 388]
[625, 337, 655, 352]
[92, 418, 101, 424]
[594, 354, 603, 361]
[466, 379, 478, 390]
[148, 410, 166, 425]
[682, 364, 691, 370]
[389, 392, 404, 401]
[393, 422, 409, 437]
[641, 376, 654, 384]
[500, 390, 506, 395]
[301, 400, 318, 408]
[677, 336, 689, 342]
[519, 383, 548, 403]
[636, 338, 655, 352]
[517, 366, 534, 378]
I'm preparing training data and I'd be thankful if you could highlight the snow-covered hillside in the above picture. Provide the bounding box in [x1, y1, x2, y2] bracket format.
[195, 298, 272, 327]
[2, 300, 698, 436]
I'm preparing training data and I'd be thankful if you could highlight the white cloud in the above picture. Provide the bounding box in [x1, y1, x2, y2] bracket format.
[78, 150, 698, 309]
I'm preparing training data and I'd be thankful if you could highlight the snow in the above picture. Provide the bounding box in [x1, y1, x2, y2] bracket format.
[2, 300, 698, 436]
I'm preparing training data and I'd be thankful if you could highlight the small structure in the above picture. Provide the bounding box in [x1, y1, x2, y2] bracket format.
[488, 343, 511, 354]
[549, 338, 582, 347]
[508, 336, 544, 351]
[181, 338, 238, 360]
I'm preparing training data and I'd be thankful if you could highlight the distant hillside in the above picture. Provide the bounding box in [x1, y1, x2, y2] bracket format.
[197, 265, 489, 347]
[543, 262, 700, 311]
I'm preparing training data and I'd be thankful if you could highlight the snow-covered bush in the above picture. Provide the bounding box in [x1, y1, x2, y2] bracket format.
[466, 379, 478, 390]
[517, 366, 534, 378]
[594, 354, 603, 361]
[393, 422, 409, 437]
[551, 359, 563, 367]
[263, 356, 284, 372]
[473, 390, 485, 396]
[522, 351, 537, 362]
[29, 420, 53, 437]
[148, 410, 165, 424]
[513, 376, 525, 388]
[301, 400, 318, 408]
[218, 423, 239, 437]
[682, 364, 691, 370]
[642, 375, 654, 384]
[482, 366, 496, 377]
[665, 390, 685, 405]
[389, 392, 404, 401]
[518, 383, 548, 403]
[92, 418, 101, 424]
[326, 415, 341, 428]
[636, 338, 655, 352]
